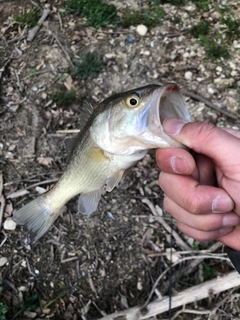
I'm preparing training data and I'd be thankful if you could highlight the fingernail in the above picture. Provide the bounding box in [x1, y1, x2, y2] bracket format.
[171, 156, 189, 174]
[163, 119, 187, 136]
[222, 214, 240, 227]
[212, 196, 234, 213]
[219, 227, 233, 236]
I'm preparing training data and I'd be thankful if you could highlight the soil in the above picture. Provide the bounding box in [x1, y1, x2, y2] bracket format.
[0, 0, 240, 319]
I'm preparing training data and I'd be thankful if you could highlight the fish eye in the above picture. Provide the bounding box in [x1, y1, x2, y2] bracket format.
[126, 95, 140, 108]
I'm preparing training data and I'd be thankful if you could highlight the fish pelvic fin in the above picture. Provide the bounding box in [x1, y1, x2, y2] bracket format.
[78, 189, 102, 215]
[13, 195, 59, 243]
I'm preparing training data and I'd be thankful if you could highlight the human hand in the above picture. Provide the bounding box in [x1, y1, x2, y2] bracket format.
[156, 119, 240, 251]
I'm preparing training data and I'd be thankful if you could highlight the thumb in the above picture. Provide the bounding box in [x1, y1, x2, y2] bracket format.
[163, 119, 240, 169]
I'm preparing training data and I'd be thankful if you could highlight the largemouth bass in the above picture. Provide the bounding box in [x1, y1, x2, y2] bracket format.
[13, 83, 190, 243]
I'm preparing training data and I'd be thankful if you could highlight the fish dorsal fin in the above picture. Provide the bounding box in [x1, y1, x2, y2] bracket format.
[106, 169, 125, 192]
[64, 102, 95, 159]
[78, 189, 102, 214]
[64, 137, 76, 157]
[79, 101, 94, 129]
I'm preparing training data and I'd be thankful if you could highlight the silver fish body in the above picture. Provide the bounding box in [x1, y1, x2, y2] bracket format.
[13, 83, 190, 243]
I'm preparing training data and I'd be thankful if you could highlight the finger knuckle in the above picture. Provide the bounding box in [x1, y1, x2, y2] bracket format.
[188, 121, 217, 144]
[185, 196, 203, 214]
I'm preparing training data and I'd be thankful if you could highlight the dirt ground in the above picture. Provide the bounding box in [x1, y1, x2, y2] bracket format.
[0, 0, 240, 319]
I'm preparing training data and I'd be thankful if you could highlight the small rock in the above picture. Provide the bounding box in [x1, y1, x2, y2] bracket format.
[19, 286, 27, 292]
[231, 70, 238, 77]
[140, 49, 151, 56]
[3, 218, 16, 230]
[21, 260, 27, 268]
[143, 50, 150, 56]
[35, 186, 46, 194]
[43, 308, 51, 315]
[185, 4, 196, 11]
[105, 53, 116, 59]
[37, 157, 53, 166]
[208, 87, 217, 95]
[184, 71, 193, 80]
[0, 257, 8, 267]
[216, 66, 222, 73]
[214, 77, 235, 86]
[211, 11, 221, 20]
[5, 151, 13, 159]
[23, 311, 37, 319]
[166, 248, 181, 263]
[41, 92, 47, 99]
[228, 61, 236, 70]
[233, 41, 240, 49]
[34, 269, 40, 275]
[136, 24, 148, 36]
[127, 37, 134, 43]
[8, 145, 16, 151]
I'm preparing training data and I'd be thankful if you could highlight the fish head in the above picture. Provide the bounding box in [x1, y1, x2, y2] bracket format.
[91, 83, 190, 155]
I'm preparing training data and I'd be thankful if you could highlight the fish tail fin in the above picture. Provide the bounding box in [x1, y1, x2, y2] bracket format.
[13, 195, 59, 243]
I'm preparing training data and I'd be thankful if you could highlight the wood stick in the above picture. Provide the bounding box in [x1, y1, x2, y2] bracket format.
[0, 174, 5, 228]
[27, 9, 50, 41]
[99, 271, 240, 320]
[182, 89, 238, 121]
[160, 242, 223, 295]
[56, 129, 80, 134]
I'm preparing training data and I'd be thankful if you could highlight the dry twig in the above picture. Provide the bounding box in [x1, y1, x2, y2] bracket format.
[182, 89, 238, 121]
[99, 271, 240, 320]
[160, 242, 223, 295]
[0, 174, 5, 228]
[27, 9, 50, 41]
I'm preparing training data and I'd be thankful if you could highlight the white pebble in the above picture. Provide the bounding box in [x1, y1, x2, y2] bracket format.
[35, 186, 46, 194]
[104, 53, 116, 59]
[3, 218, 17, 230]
[233, 41, 240, 48]
[216, 66, 222, 73]
[0, 257, 7, 267]
[140, 50, 150, 56]
[136, 24, 148, 36]
[208, 87, 217, 94]
[166, 248, 181, 263]
[184, 71, 193, 80]
[211, 11, 221, 20]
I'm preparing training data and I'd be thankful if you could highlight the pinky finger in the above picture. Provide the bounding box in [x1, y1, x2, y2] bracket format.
[177, 222, 233, 242]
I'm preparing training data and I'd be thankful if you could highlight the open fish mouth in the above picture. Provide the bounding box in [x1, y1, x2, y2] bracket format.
[151, 83, 190, 129]
[138, 83, 190, 148]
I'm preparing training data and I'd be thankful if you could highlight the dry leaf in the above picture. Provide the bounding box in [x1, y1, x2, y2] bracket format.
[36, 60, 45, 70]
[37, 157, 53, 166]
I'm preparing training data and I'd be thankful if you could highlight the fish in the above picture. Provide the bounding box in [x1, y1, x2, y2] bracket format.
[13, 83, 190, 243]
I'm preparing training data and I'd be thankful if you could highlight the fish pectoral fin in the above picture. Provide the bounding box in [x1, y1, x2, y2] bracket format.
[106, 169, 125, 192]
[78, 189, 102, 215]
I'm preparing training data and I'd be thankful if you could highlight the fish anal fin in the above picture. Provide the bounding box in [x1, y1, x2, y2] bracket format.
[106, 169, 125, 192]
[78, 189, 102, 215]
